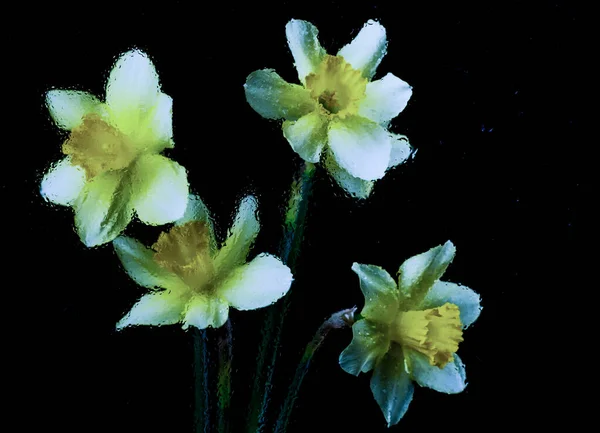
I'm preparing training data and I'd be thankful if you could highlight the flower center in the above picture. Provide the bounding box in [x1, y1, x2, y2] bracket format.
[305, 55, 367, 117]
[152, 221, 216, 293]
[62, 113, 138, 178]
[390, 303, 464, 368]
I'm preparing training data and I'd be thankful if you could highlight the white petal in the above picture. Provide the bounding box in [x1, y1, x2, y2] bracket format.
[285, 19, 326, 84]
[113, 236, 186, 291]
[351, 263, 399, 325]
[40, 157, 86, 206]
[324, 151, 374, 199]
[117, 289, 189, 329]
[339, 320, 390, 376]
[244, 69, 316, 121]
[406, 350, 467, 394]
[182, 295, 229, 330]
[328, 116, 392, 181]
[132, 154, 189, 226]
[282, 110, 328, 163]
[370, 344, 414, 427]
[105, 50, 160, 117]
[338, 20, 387, 79]
[218, 254, 292, 311]
[73, 170, 133, 247]
[46, 90, 102, 130]
[138, 92, 174, 151]
[358, 73, 412, 125]
[213, 196, 260, 274]
[388, 134, 412, 169]
[398, 241, 456, 303]
[422, 281, 482, 328]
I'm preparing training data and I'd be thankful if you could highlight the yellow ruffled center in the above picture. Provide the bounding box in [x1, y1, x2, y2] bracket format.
[305, 55, 367, 117]
[152, 221, 215, 293]
[62, 113, 138, 178]
[391, 303, 464, 368]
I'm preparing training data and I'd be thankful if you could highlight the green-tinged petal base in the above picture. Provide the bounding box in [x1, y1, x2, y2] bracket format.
[339, 320, 390, 376]
[117, 289, 189, 329]
[351, 263, 399, 325]
[182, 295, 229, 330]
[282, 111, 328, 163]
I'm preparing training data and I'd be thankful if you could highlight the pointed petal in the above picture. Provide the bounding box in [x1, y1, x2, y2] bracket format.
[46, 90, 102, 130]
[138, 92, 174, 152]
[338, 20, 387, 79]
[105, 50, 160, 119]
[358, 73, 412, 125]
[113, 236, 187, 291]
[40, 157, 86, 206]
[285, 19, 327, 84]
[213, 196, 260, 274]
[182, 295, 229, 330]
[339, 319, 390, 376]
[422, 281, 482, 328]
[282, 110, 328, 163]
[324, 151, 374, 199]
[244, 69, 316, 121]
[73, 170, 133, 247]
[370, 344, 414, 427]
[117, 289, 189, 329]
[405, 350, 467, 394]
[398, 241, 456, 305]
[131, 154, 189, 226]
[218, 254, 292, 311]
[388, 134, 412, 169]
[351, 263, 399, 325]
[328, 116, 392, 181]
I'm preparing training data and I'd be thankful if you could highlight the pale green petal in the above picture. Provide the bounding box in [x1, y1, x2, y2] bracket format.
[116, 289, 189, 329]
[422, 281, 482, 328]
[388, 134, 412, 169]
[370, 344, 414, 427]
[73, 170, 133, 247]
[137, 92, 174, 151]
[131, 154, 189, 226]
[405, 350, 467, 394]
[244, 69, 316, 121]
[351, 263, 399, 325]
[339, 320, 390, 376]
[328, 116, 392, 181]
[398, 241, 456, 305]
[182, 295, 229, 330]
[218, 254, 292, 311]
[113, 236, 187, 291]
[40, 157, 86, 206]
[46, 90, 102, 130]
[358, 73, 412, 125]
[324, 151, 374, 199]
[213, 196, 260, 274]
[285, 19, 327, 84]
[338, 20, 387, 79]
[282, 110, 328, 163]
[105, 50, 160, 122]
[176, 194, 217, 252]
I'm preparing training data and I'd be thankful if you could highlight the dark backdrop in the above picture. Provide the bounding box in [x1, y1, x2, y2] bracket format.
[8, 1, 586, 432]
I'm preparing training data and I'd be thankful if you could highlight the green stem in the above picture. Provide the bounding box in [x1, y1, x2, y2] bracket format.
[193, 328, 210, 433]
[217, 319, 233, 433]
[246, 161, 315, 433]
[274, 307, 357, 433]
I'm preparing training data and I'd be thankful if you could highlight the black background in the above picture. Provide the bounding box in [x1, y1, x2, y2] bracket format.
[8, 1, 587, 432]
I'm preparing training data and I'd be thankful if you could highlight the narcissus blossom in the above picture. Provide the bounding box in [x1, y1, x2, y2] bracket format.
[41, 50, 189, 247]
[114, 195, 293, 330]
[339, 241, 482, 426]
[244, 19, 413, 198]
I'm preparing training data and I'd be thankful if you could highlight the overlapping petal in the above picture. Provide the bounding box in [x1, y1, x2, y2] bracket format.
[46, 90, 102, 131]
[351, 263, 399, 324]
[282, 110, 328, 163]
[339, 320, 390, 376]
[388, 134, 412, 169]
[405, 350, 467, 394]
[422, 281, 482, 328]
[324, 151, 374, 199]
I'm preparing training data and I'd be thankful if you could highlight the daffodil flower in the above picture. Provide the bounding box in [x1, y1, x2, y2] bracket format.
[40, 50, 189, 247]
[244, 19, 413, 198]
[339, 241, 482, 426]
[114, 195, 293, 330]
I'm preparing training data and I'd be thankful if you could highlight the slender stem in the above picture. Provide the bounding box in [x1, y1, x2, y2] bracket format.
[246, 162, 315, 432]
[274, 307, 357, 433]
[217, 319, 233, 433]
[193, 328, 210, 433]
